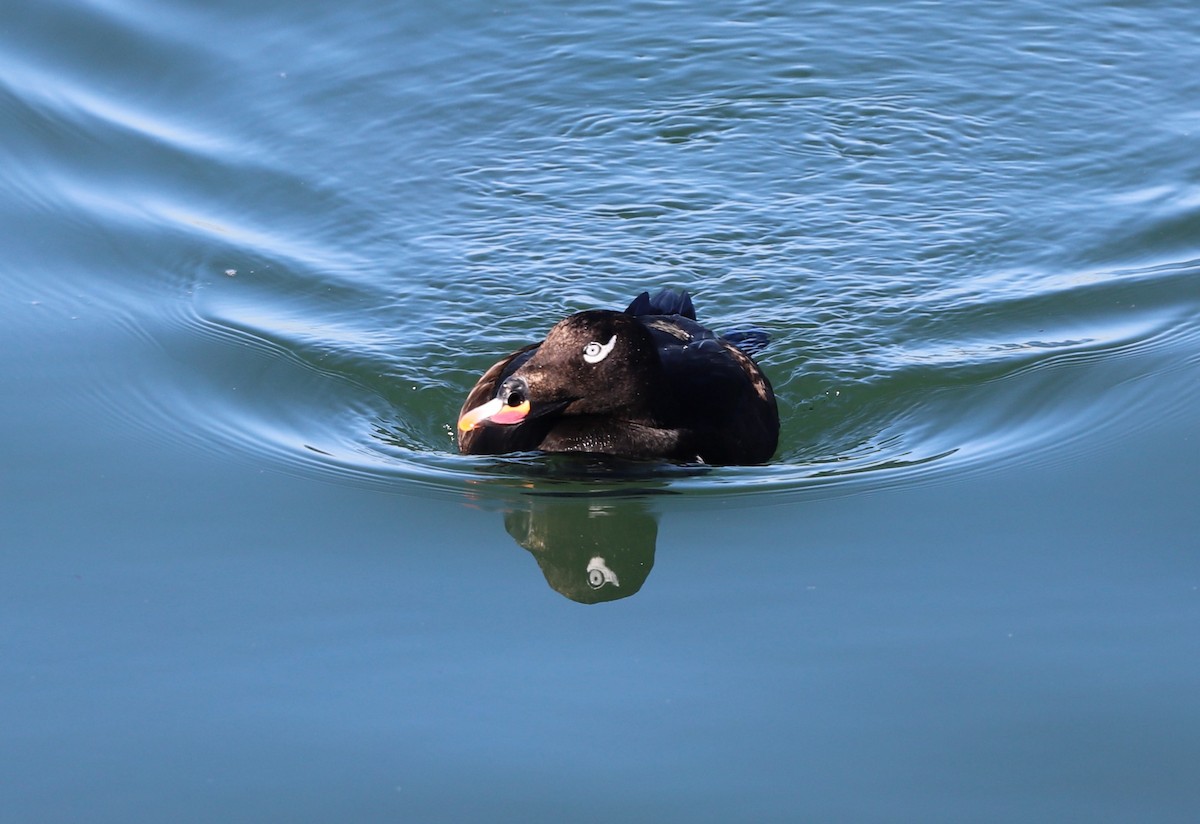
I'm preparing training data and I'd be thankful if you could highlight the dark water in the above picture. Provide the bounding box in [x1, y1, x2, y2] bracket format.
[3, 0, 1199, 820]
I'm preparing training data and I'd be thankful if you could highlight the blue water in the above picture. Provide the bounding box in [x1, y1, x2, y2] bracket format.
[3, 0, 1199, 820]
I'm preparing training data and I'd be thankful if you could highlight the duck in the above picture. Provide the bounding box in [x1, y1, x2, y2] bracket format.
[457, 288, 779, 465]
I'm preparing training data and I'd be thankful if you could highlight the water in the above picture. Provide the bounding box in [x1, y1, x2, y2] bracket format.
[3, 0, 1199, 820]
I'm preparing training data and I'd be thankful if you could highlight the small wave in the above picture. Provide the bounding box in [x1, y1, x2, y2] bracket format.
[85, 251, 1193, 506]
[24, 0, 1196, 508]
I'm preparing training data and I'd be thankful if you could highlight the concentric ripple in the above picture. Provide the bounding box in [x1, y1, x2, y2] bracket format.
[143, 251, 1196, 504]
[9, 0, 1199, 505]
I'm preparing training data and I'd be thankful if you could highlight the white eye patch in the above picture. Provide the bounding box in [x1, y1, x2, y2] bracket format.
[582, 334, 617, 364]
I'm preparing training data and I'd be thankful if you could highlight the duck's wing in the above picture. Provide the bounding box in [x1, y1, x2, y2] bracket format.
[457, 343, 543, 455]
[626, 289, 770, 357]
[639, 314, 763, 403]
[639, 313, 778, 464]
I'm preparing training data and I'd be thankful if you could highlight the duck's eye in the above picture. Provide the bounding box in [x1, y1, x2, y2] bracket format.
[582, 334, 617, 364]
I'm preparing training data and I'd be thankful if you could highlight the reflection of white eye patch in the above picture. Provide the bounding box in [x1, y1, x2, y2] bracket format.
[582, 335, 617, 364]
[586, 556, 620, 589]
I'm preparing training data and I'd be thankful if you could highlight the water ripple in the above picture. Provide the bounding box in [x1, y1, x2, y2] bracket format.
[121, 251, 1194, 504]
[11, 0, 1199, 505]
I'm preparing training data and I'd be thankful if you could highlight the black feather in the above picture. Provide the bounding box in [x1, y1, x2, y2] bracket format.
[624, 288, 696, 320]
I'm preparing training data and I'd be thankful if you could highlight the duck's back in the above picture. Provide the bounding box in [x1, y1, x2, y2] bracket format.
[636, 311, 778, 464]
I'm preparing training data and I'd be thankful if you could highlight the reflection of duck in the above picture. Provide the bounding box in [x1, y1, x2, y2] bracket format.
[458, 288, 779, 465]
[503, 495, 658, 604]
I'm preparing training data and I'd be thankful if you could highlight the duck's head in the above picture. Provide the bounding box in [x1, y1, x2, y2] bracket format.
[458, 310, 662, 432]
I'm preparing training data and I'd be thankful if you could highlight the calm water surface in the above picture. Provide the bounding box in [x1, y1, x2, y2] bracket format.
[3, 0, 1199, 821]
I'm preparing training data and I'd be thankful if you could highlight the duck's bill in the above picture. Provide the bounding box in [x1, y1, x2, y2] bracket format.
[457, 397, 532, 432]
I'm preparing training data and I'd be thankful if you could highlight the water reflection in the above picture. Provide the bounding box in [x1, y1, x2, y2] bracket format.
[501, 495, 659, 604]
